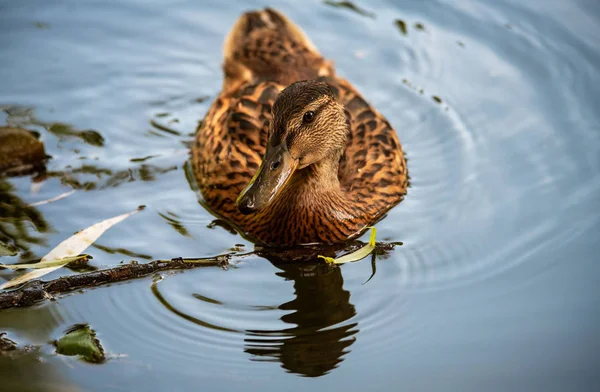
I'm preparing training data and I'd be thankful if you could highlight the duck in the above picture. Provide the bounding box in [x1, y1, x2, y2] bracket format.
[192, 8, 408, 246]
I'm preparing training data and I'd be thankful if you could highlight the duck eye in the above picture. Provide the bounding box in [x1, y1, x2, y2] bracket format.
[270, 159, 280, 170]
[303, 111, 315, 123]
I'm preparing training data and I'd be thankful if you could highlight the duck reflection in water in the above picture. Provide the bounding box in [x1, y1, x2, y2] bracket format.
[244, 258, 358, 377]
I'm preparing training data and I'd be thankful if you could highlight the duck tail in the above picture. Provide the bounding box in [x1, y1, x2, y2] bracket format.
[222, 8, 334, 94]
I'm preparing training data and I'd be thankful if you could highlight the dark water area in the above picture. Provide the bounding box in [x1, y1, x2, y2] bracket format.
[1, 0, 599, 391]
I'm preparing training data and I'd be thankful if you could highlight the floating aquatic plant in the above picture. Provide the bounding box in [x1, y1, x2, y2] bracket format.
[55, 324, 105, 363]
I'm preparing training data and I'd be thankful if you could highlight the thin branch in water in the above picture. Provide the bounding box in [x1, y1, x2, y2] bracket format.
[0, 243, 398, 310]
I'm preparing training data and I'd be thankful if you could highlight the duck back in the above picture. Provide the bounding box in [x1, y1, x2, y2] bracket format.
[221, 8, 334, 95]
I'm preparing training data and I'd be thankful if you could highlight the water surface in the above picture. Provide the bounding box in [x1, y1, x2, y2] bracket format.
[1, 1, 599, 391]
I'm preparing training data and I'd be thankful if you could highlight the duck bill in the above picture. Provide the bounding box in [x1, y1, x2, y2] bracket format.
[236, 144, 299, 215]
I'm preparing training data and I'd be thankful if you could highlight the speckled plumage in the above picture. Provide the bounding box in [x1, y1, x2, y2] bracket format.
[192, 8, 408, 246]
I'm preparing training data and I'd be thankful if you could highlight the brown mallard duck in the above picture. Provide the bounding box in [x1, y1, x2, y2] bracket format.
[192, 8, 408, 246]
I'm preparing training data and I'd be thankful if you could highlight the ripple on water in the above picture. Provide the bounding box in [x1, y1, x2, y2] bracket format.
[106, 277, 245, 365]
[95, 259, 370, 378]
[369, 1, 600, 295]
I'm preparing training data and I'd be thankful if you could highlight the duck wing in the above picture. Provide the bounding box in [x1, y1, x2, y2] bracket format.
[193, 81, 283, 217]
[329, 77, 409, 213]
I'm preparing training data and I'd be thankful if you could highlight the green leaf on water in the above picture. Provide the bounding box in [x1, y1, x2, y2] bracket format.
[0, 254, 91, 270]
[318, 227, 377, 265]
[55, 324, 105, 363]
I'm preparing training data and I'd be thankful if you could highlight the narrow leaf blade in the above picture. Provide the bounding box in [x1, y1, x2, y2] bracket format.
[0, 254, 90, 270]
[41, 207, 143, 262]
[0, 207, 143, 290]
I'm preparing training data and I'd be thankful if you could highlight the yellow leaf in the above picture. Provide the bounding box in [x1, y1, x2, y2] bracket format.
[318, 227, 377, 265]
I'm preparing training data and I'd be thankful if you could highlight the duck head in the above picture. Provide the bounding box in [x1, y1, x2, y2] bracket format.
[236, 80, 348, 214]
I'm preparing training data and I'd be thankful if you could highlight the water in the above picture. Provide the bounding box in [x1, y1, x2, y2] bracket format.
[1, 0, 599, 390]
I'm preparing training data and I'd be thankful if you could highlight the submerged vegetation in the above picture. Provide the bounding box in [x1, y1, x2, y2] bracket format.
[0, 180, 51, 259]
